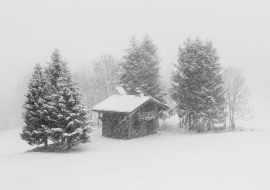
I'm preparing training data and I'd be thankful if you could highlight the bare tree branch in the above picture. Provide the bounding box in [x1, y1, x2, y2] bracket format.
[223, 68, 253, 130]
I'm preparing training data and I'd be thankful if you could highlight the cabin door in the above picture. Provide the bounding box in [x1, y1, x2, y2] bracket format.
[146, 119, 155, 135]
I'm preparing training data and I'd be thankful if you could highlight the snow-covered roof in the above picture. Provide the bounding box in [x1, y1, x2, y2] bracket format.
[92, 94, 168, 113]
[115, 86, 127, 95]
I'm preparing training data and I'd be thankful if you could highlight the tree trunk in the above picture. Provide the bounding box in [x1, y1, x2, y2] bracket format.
[66, 137, 72, 151]
[207, 119, 212, 131]
[44, 138, 48, 147]
[230, 110, 235, 131]
[231, 118, 235, 131]
[187, 114, 191, 131]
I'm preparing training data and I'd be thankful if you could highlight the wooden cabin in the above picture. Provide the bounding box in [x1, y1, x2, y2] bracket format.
[92, 94, 169, 139]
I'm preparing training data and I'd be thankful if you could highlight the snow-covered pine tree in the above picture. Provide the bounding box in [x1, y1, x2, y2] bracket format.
[120, 35, 165, 102]
[20, 63, 51, 147]
[46, 49, 91, 149]
[120, 36, 141, 94]
[171, 38, 225, 131]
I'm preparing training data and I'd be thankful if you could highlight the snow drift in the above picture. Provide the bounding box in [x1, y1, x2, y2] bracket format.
[0, 126, 269, 190]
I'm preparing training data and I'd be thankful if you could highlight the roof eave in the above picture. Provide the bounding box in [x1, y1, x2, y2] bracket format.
[91, 109, 130, 113]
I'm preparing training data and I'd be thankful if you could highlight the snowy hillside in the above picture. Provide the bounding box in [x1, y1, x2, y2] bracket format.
[0, 126, 269, 190]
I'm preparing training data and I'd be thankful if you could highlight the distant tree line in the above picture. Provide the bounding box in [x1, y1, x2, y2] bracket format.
[21, 35, 252, 149]
[72, 54, 121, 120]
[73, 35, 251, 132]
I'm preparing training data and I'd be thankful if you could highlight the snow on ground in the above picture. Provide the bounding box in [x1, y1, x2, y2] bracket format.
[0, 125, 270, 190]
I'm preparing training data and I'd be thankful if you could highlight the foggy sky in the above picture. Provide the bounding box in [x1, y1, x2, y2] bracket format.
[0, 0, 269, 127]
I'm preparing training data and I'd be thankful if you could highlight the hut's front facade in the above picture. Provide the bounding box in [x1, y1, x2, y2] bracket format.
[92, 94, 168, 139]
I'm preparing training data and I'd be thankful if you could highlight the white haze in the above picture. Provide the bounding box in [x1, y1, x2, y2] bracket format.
[0, 0, 269, 129]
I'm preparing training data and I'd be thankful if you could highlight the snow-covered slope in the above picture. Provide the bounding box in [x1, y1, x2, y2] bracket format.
[0, 127, 269, 190]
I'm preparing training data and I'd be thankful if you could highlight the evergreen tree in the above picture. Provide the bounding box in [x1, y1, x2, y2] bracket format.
[20, 63, 51, 147]
[120, 36, 142, 94]
[120, 35, 165, 102]
[46, 49, 91, 149]
[171, 38, 225, 131]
